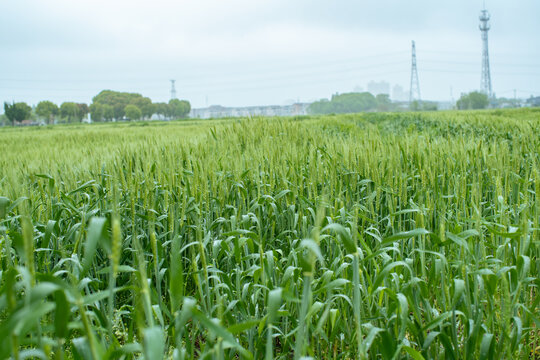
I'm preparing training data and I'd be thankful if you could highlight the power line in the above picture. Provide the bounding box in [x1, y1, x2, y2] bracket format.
[0, 61, 411, 91]
[421, 59, 540, 68]
[421, 68, 540, 76]
[0, 69, 411, 95]
[0, 51, 411, 84]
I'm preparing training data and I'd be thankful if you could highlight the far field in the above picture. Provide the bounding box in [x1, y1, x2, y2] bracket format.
[0, 109, 538, 359]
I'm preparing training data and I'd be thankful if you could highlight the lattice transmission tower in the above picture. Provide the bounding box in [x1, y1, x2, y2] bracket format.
[170, 79, 177, 100]
[479, 6, 493, 98]
[409, 40, 421, 106]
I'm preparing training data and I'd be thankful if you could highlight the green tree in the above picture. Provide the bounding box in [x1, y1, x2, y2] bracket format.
[155, 102, 170, 120]
[77, 103, 89, 121]
[93, 90, 143, 106]
[91, 89, 191, 120]
[169, 99, 191, 118]
[181, 100, 191, 117]
[113, 103, 126, 120]
[60, 102, 80, 123]
[89, 103, 104, 122]
[308, 99, 332, 114]
[376, 94, 392, 112]
[103, 104, 115, 121]
[124, 104, 142, 120]
[333, 92, 376, 113]
[4, 102, 15, 124]
[308, 92, 377, 114]
[457, 91, 489, 110]
[422, 102, 438, 111]
[3, 102, 32, 124]
[131, 97, 155, 119]
[36, 101, 59, 124]
[93, 90, 144, 121]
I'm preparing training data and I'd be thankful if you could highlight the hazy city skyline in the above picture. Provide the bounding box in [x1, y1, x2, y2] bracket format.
[1, 0, 539, 108]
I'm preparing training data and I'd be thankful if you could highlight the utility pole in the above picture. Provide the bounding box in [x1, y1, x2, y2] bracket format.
[409, 40, 421, 107]
[479, 6, 493, 98]
[170, 79, 177, 100]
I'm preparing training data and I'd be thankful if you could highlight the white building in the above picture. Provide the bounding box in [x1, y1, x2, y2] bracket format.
[392, 85, 408, 102]
[367, 81, 390, 96]
[190, 103, 310, 119]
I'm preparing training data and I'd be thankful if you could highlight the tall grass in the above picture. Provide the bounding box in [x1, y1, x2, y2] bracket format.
[0, 109, 538, 359]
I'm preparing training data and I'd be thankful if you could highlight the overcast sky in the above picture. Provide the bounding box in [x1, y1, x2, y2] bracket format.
[1, 0, 539, 108]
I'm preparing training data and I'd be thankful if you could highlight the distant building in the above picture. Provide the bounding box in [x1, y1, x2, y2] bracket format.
[367, 81, 390, 96]
[189, 103, 310, 119]
[391, 85, 408, 102]
[353, 85, 364, 93]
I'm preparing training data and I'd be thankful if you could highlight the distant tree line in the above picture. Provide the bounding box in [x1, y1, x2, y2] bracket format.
[409, 100, 438, 112]
[89, 90, 190, 122]
[3, 102, 32, 124]
[0, 89, 497, 126]
[2, 90, 191, 125]
[309, 92, 381, 114]
[456, 91, 489, 110]
[307, 92, 438, 115]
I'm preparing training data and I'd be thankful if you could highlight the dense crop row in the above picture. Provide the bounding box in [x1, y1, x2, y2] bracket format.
[0, 109, 538, 359]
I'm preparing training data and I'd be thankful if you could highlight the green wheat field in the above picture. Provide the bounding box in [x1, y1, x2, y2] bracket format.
[0, 109, 538, 359]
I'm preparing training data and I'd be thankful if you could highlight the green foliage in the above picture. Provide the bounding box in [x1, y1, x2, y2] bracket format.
[36, 101, 59, 124]
[124, 104, 142, 120]
[0, 109, 538, 359]
[457, 91, 489, 110]
[3, 102, 32, 124]
[91, 90, 190, 121]
[92, 89, 143, 107]
[410, 100, 420, 111]
[169, 99, 191, 119]
[103, 104, 115, 122]
[60, 102, 85, 123]
[308, 98, 331, 114]
[422, 101, 438, 111]
[92, 90, 145, 120]
[59, 102, 77, 122]
[154, 102, 170, 120]
[78, 103, 89, 121]
[410, 101, 438, 112]
[89, 103, 104, 122]
[376, 94, 392, 111]
[130, 96, 155, 119]
[309, 92, 377, 114]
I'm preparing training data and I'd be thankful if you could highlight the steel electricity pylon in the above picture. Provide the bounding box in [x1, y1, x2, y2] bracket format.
[409, 40, 421, 106]
[479, 6, 493, 98]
